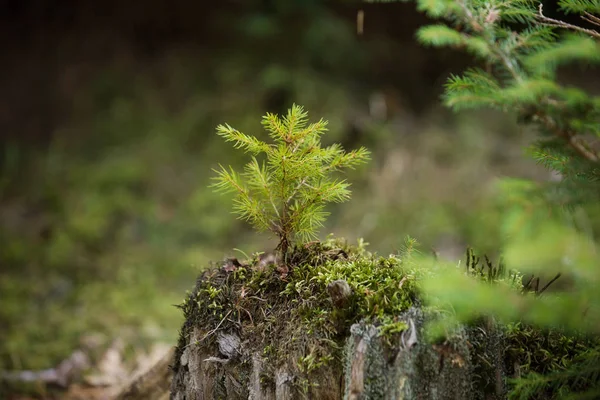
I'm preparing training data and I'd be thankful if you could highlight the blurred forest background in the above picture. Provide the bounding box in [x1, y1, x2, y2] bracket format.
[1, 0, 592, 393]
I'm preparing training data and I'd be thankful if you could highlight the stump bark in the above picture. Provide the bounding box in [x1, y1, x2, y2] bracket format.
[170, 307, 506, 400]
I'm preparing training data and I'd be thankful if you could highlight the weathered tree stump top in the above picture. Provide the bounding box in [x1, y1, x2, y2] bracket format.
[169, 240, 506, 399]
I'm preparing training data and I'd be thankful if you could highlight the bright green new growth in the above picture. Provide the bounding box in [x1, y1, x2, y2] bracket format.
[211, 104, 370, 256]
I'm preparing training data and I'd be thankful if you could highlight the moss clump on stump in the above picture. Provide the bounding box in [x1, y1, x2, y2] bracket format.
[171, 237, 420, 398]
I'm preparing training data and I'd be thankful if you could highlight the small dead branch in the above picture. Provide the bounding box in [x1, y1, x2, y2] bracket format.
[538, 4, 600, 40]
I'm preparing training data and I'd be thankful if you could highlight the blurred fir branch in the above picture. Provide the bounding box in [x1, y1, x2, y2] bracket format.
[372, 0, 600, 397]
[414, 0, 600, 208]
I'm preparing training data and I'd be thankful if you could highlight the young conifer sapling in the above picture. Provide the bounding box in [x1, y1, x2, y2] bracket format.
[211, 104, 370, 259]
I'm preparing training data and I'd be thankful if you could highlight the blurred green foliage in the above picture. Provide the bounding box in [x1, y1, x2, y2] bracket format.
[0, 0, 564, 388]
[410, 0, 600, 331]
[402, 0, 600, 396]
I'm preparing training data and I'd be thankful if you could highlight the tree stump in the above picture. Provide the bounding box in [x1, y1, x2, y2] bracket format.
[170, 306, 506, 399]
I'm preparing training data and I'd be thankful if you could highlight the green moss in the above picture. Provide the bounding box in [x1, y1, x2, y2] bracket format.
[463, 249, 600, 400]
[504, 322, 600, 399]
[173, 236, 420, 392]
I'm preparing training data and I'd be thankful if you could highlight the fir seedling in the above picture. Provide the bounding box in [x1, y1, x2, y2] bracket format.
[211, 104, 370, 257]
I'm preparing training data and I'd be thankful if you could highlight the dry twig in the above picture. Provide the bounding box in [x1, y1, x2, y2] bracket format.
[538, 4, 600, 39]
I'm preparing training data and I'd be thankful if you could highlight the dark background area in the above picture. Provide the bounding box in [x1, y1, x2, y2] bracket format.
[0, 0, 469, 147]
